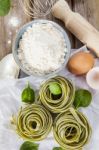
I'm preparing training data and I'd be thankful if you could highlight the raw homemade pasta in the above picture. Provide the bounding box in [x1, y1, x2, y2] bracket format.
[39, 76, 75, 113]
[14, 104, 52, 141]
[53, 108, 92, 150]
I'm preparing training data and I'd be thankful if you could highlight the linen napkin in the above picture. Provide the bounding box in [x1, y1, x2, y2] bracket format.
[0, 48, 99, 150]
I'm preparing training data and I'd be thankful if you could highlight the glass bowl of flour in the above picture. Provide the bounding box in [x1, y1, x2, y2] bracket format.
[13, 20, 71, 77]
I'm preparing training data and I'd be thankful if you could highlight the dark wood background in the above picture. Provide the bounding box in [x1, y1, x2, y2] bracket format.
[0, 0, 99, 60]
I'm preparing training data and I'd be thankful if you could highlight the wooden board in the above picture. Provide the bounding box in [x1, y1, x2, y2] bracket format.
[0, 0, 99, 60]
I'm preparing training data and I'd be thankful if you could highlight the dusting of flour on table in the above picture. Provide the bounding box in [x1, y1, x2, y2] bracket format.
[18, 23, 68, 75]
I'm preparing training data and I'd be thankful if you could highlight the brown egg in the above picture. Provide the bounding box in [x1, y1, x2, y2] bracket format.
[67, 52, 95, 75]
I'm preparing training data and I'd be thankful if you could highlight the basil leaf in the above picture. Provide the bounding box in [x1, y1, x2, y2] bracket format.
[49, 82, 62, 95]
[73, 89, 92, 109]
[21, 83, 35, 103]
[20, 141, 39, 150]
[0, 0, 11, 16]
[53, 147, 63, 150]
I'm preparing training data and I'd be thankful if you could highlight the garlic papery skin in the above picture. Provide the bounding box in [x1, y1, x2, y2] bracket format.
[0, 54, 20, 79]
[86, 67, 99, 90]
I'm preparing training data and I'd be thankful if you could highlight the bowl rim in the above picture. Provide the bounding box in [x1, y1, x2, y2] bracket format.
[12, 19, 71, 77]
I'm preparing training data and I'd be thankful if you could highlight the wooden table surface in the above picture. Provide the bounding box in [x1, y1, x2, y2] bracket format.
[0, 0, 99, 60]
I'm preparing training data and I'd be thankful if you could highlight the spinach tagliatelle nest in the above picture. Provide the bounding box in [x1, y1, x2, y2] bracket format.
[53, 108, 92, 150]
[14, 104, 52, 141]
[39, 76, 75, 113]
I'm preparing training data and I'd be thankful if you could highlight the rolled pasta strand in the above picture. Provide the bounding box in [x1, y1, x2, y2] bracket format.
[15, 104, 53, 141]
[53, 108, 92, 150]
[39, 76, 75, 113]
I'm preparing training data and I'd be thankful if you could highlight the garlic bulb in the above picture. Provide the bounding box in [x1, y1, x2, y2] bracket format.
[0, 54, 20, 79]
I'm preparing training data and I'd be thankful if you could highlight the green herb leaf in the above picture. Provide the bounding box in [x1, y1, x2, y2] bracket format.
[49, 82, 62, 95]
[73, 89, 92, 109]
[53, 147, 63, 150]
[20, 141, 39, 150]
[0, 0, 11, 16]
[21, 83, 35, 103]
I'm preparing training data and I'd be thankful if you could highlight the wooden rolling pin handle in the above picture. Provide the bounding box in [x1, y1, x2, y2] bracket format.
[52, 0, 99, 57]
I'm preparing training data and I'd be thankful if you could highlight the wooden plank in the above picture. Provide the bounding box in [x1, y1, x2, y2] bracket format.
[1, 0, 99, 59]
[0, 0, 31, 60]
[73, 0, 99, 48]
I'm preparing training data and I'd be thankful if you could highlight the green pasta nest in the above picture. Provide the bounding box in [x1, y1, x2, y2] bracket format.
[16, 104, 53, 141]
[53, 108, 92, 150]
[39, 76, 75, 113]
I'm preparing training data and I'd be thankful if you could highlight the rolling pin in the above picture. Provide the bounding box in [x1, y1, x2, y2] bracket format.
[52, 0, 99, 57]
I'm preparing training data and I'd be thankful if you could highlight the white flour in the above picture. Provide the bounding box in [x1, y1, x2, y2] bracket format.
[18, 23, 68, 75]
